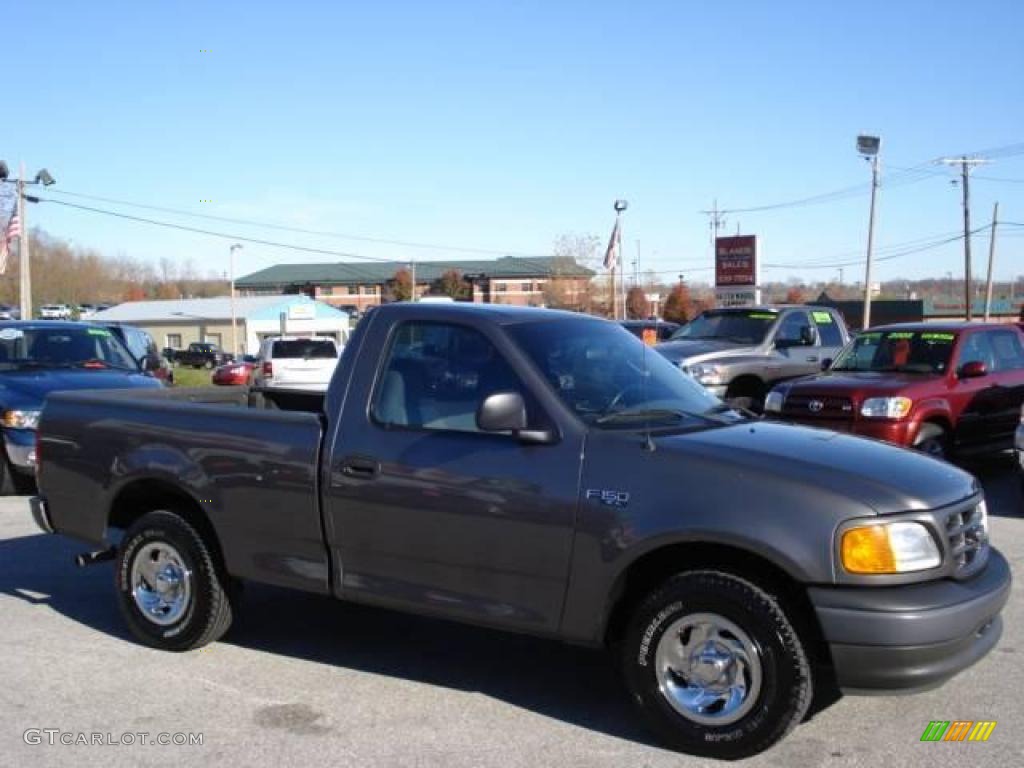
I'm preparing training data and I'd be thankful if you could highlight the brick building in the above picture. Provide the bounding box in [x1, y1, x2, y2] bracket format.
[235, 256, 594, 312]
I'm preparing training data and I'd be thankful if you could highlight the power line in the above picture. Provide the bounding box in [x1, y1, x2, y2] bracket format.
[44, 188, 548, 258]
[35, 197, 399, 263]
[974, 175, 1024, 184]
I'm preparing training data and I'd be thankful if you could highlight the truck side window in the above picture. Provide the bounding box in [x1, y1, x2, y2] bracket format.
[957, 333, 996, 371]
[988, 331, 1024, 371]
[775, 311, 812, 346]
[372, 321, 529, 433]
[812, 311, 843, 346]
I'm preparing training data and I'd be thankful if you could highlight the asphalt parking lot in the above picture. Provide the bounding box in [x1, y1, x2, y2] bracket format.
[1, 457, 1021, 768]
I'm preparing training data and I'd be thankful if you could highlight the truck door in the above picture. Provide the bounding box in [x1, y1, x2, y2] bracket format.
[772, 310, 821, 380]
[322, 317, 583, 634]
[953, 331, 1002, 449]
[810, 309, 846, 367]
[987, 329, 1024, 443]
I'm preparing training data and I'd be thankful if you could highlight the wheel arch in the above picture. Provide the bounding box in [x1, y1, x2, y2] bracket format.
[109, 478, 226, 573]
[602, 540, 831, 666]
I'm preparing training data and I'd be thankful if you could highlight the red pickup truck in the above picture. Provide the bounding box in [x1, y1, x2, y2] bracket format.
[764, 322, 1024, 459]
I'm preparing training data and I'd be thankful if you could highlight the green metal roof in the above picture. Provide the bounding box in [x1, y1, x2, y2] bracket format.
[236, 256, 593, 288]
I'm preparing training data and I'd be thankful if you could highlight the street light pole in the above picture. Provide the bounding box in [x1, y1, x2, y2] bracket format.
[857, 135, 881, 330]
[229, 244, 242, 356]
[17, 163, 31, 321]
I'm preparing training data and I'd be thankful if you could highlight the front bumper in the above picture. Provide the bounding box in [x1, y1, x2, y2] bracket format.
[3, 429, 37, 473]
[767, 413, 915, 447]
[30, 495, 54, 534]
[809, 547, 1011, 693]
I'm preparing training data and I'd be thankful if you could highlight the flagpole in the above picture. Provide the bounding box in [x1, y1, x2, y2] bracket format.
[610, 263, 616, 319]
[18, 162, 31, 321]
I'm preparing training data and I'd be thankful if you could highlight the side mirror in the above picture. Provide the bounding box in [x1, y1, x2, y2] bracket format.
[958, 360, 988, 379]
[820, 358, 833, 371]
[799, 325, 817, 346]
[476, 391, 556, 445]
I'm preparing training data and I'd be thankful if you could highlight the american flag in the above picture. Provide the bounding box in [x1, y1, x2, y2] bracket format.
[603, 217, 621, 270]
[0, 209, 21, 275]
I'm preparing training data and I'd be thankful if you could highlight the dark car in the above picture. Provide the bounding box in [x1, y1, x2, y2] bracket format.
[619, 319, 680, 344]
[98, 322, 174, 385]
[34, 303, 1010, 759]
[174, 342, 232, 369]
[764, 322, 1024, 459]
[0, 321, 163, 493]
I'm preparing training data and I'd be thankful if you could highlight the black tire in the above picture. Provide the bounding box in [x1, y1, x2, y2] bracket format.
[913, 423, 949, 460]
[0, 449, 35, 496]
[621, 570, 812, 760]
[725, 381, 766, 414]
[115, 510, 236, 651]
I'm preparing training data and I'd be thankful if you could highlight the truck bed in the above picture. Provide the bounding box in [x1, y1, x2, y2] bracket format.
[37, 385, 331, 594]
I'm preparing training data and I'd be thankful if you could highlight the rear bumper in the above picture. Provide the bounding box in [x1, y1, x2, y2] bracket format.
[809, 548, 1011, 693]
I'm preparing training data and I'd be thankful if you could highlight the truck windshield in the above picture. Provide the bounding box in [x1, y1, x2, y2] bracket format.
[0, 326, 139, 371]
[831, 330, 957, 374]
[669, 310, 778, 344]
[272, 339, 337, 359]
[507, 318, 742, 428]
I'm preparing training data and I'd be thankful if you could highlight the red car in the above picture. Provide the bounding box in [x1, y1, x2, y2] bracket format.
[211, 356, 258, 386]
[764, 322, 1024, 459]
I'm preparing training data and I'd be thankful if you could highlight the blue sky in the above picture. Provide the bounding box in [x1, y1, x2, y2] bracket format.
[5, 0, 1024, 286]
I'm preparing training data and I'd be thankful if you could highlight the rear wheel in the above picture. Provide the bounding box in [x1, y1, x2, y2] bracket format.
[913, 423, 949, 460]
[115, 510, 237, 651]
[621, 570, 812, 759]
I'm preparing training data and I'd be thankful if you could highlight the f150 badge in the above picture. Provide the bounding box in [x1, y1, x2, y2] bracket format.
[586, 489, 630, 508]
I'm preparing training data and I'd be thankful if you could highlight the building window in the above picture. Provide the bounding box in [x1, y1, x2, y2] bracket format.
[494, 282, 506, 292]
[371, 285, 379, 294]
[205, 333, 223, 348]
[521, 282, 532, 292]
[348, 285, 359, 295]
[166, 333, 182, 349]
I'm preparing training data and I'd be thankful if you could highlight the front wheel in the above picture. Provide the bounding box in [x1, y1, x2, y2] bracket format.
[115, 510, 236, 651]
[621, 570, 812, 759]
[913, 423, 949, 460]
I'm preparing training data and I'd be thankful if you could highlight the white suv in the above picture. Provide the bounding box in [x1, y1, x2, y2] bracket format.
[253, 336, 341, 391]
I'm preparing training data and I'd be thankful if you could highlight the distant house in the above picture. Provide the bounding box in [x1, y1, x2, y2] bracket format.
[235, 256, 595, 312]
[92, 295, 349, 356]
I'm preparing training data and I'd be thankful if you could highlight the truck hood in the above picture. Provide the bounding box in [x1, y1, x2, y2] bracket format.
[0, 369, 161, 411]
[656, 420, 977, 514]
[778, 370, 942, 398]
[654, 338, 754, 364]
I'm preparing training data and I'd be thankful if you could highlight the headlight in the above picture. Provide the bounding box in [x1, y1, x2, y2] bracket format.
[685, 363, 724, 385]
[860, 396, 912, 419]
[764, 391, 784, 413]
[841, 521, 941, 574]
[2, 409, 41, 430]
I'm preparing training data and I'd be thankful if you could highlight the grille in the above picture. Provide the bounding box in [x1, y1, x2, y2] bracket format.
[782, 394, 854, 419]
[945, 502, 989, 578]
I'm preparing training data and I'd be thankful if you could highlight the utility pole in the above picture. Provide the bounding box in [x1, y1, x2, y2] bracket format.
[700, 199, 726, 249]
[939, 155, 989, 321]
[229, 243, 242, 356]
[984, 202, 999, 322]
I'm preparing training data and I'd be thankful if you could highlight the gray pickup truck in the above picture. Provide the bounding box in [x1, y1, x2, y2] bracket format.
[655, 305, 851, 410]
[32, 303, 1009, 759]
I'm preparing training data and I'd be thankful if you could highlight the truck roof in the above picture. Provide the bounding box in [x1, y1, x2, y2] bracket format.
[866, 321, 999, 333]
[371, 302, 592, 325]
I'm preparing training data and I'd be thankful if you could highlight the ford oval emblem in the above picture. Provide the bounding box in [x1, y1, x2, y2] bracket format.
[808, 399, 824, 413]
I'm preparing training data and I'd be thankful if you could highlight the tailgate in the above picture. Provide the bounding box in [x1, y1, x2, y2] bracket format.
[273, 358, 337, 386]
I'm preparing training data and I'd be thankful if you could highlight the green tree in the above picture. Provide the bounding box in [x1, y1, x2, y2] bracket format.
[389, 267, 413, 302]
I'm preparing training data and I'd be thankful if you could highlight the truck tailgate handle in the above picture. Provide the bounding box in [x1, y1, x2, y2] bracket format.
[339, 455, 381, 478]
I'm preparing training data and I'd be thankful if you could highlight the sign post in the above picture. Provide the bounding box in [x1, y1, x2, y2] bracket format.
[714, 235, 760, 307]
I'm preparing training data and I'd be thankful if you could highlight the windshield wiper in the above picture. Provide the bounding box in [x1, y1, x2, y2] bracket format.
[596, 408, 688, 425]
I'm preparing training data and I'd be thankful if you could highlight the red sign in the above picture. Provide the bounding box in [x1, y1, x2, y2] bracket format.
[715, 235, 757, 287]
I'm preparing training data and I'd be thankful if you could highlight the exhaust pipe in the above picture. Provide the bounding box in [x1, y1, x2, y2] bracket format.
[75, 547, 116, 568]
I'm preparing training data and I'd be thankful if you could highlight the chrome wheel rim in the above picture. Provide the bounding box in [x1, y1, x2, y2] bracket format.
[654, 612, 762, 726]
[130, 541, 192, 626]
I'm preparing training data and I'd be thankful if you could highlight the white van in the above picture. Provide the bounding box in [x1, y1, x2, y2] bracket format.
[252, 336, 341, 391]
